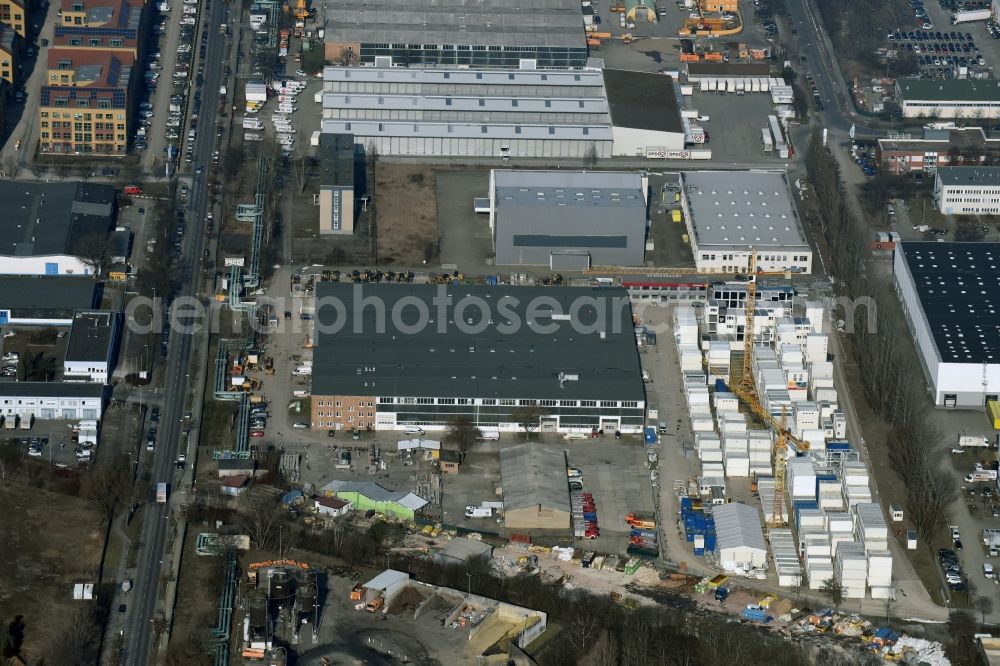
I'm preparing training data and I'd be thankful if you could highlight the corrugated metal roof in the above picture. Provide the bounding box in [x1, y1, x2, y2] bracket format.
[500, 444, 571, 513]
[712, 503, 767, 554]
[364, 569, 409, 591]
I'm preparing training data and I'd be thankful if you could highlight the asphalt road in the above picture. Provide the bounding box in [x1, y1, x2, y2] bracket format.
[121, 1, 230, 663]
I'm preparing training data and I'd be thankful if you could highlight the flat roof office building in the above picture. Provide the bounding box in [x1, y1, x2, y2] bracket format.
[322, 0, 587, 68]
[317, 133, 357, 235]
[679, 170, 812, 274]
[489, 169, 649, 269]
[894, 242, 1000, 407]
[933, 166, 1000, 214]
[896, 78, 1000, 119]
[309, 283, 646, 433]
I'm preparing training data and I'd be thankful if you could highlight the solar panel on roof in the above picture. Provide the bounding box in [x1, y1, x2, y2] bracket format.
[54, 26, 136, 38]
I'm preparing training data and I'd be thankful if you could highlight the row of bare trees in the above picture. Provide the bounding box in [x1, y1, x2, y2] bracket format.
[804, 128, 956, 547]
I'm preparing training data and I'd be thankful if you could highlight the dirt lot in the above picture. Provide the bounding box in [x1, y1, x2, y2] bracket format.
[0, 483, 104, 660]
[375, 164, 441, 266]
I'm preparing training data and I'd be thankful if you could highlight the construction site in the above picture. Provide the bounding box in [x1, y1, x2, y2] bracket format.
[239, 559, 322, 663]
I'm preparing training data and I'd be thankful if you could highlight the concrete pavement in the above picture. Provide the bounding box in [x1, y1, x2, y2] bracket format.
[120, 0, 233, 661]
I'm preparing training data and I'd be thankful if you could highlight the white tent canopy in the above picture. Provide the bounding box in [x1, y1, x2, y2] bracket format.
[397, 438, 441, 451]
[713, 503, 768, 573]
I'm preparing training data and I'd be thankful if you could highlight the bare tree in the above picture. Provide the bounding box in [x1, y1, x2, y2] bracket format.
[43, 603, 99, 664]
[73, 231, 115, 277]
[820, 573, 845, 610]
[82, 453, 135, 525]
[292, 155, 315, 193]
[512, 403, 548, 440]
[974, 593, 994, 625]
[583, 142, 598, 169]
[442, 415, 481, 461]
[240, 492, 281, 549]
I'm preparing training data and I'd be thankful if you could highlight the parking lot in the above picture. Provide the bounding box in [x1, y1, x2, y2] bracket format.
[889, 27, 987, 79]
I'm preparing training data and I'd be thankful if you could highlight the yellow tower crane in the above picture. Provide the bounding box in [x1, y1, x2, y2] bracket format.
[725, 249, 810, 528]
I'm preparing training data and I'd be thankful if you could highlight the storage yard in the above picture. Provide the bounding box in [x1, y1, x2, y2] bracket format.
[635, 271, 898, 603]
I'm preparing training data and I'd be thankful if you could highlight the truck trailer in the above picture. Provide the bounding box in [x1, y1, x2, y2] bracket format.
[951, 9, 991, 23]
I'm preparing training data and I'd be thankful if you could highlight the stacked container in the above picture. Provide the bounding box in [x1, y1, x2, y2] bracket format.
[770, 528, 803, 587]
[747, 430, 773, 477]
[805, 332, 828, 363]
[854, 503, 889, 552]
[681, 499, 716, 557]
[787, 458, 817, 502]
[867, 550, 893, 597]
[757, 477, 781, 525]
[696, 433, 723, 462]
[674, 306, 699, 346]
[827, 511, 854, 547]
[835, 542, 868, 598]
[842, 462, 873, 508]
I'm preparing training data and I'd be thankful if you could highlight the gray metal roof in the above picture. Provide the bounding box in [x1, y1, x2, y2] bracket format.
[65, 311, 117, 363]
[494, 170, 645, 208]
[310, 283, 645, 402]
[935, 166, 1000, 187]
[681, 171, 808, 250]
[712, 502, 767, 554]
[434, 537, 493, 564]
[897, 242, 1000, 364]
[321, 119, 613, 141]
[0, 181, 116, 257]
[686, 62, 771, 77]
[602, 69, 683, 134]
[323, 0, 584, 49]
[363, 569, 409, 591]
[0, 382, 106, 398]
[323, 66, 605, 88]
[499, 444, 571, 513]
[320, 480, 428, 510]
[0, 276, 98, 317]
[323, 92, 609, 115]
[319, 133, 356, 189]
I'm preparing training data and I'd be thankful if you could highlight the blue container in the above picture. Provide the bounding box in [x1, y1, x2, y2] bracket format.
[827, 440, 850, 450]
[644, 427, 657, 445]
[694, 515, 707, 529]
[715, 378, 728, 392]
[704, 535, 717, 551]
[583, 513, 597, 521]
[693, 547, 705, 557]
[486, 275, 498, 286]
[680, 497, 693, 512]
[792, 499, 818, 511]
[685, 531, 695, 542]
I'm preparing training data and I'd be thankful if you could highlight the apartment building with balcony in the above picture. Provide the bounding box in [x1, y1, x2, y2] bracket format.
[0, 23, 16, 85]
[38, 48, 133, 155]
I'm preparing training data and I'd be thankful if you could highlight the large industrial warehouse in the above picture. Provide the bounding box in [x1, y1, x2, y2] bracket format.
[319, 66, 686, 160]
[488, 169, 649, 269]
[0, 181, 117, 276]
[602, 69, 686, 157]
[894, 242, 1000, 407]
[500, 444, 572, 531]
[309, 283, 646, 433]
[322, 0, 587, 68]
[679, 170, 813, 274]
[320, 66, 613, 159]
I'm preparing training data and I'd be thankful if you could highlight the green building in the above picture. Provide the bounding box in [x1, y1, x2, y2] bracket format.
[320, 480, 428, 521]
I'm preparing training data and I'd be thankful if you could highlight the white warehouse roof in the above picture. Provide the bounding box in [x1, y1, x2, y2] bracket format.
[712, 503, 767, 561]
[681, 170, 808, 251]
